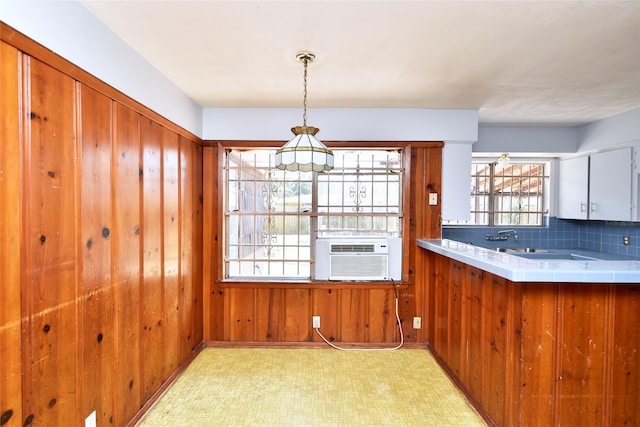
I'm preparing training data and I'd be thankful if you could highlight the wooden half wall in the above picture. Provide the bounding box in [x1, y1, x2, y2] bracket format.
[0, 24, 203, 427]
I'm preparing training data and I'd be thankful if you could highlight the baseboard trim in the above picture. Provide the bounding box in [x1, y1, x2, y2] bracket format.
[204, 340, 427, 349]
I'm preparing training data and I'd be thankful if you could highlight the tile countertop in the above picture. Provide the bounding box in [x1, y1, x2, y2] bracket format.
[417, 239, 640, 283]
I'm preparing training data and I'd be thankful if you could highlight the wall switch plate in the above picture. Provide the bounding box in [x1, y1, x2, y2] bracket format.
[624, 235, 630, 246]
[413, 316, 422, 329]
[429, 193, 438, 205]
[312, 316, 321, 328]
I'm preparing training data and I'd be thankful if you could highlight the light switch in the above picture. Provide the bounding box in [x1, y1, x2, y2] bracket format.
[429, 193, 438, 205]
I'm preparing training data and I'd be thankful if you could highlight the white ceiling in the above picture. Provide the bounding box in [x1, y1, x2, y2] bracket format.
[81, 0, 640, 125]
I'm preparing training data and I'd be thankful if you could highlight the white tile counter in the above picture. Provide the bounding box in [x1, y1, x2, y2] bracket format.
[417, 239, 640, 283]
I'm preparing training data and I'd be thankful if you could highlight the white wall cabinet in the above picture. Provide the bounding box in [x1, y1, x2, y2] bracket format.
[558, 156, 590, 219]
[558, 147, 635, 221]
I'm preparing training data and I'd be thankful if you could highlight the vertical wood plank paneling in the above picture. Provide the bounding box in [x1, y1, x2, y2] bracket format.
[140, 117, 164, 400]
[414, 245, 427, 344]
[162, 127, 181, 379]
[208, 287, 226, 342]
[228, 289, 256, 341]
[504, 279, 521, 426]
[422, 146, 442, 239]
[368, 290, 396, 343]
[448, 261, 464, 378]
[0, 41, 23, 427]
[192, 143, 204, 345]
[24, 56, 78, 427]
[484, 274, 508, 427]
[284, 289, 312, 342]
[425, 251, 640, 426]
[2, 26, 205, 427]
[78, 83, 114, 426]
[434, 256, 450, 362]
[202, 145, 226, 341]
[180, 137, 195, 355]
[112, 101, 142, 424]
[311, 289, 339, 343]
[402, 148, 420, 340]
[203, 143, 441, 348]
[339, 289, 368, 342]
[408, 146, 423, 286]
[202, 146, 216, 340]
[558, 284, 608, 425]
[518, 282, 557, 427]
[465, 266, 485, 402]
[256, 288, 284, 341]
[611, 285, 640, 426]
[425, 249, 438, 346]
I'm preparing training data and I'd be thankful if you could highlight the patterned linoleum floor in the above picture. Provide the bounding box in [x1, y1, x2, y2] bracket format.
[138, 348, 487, 426]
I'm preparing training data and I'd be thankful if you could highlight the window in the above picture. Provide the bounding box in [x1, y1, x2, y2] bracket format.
[446, 160, 548, 226]
[224, 148, 403, 279]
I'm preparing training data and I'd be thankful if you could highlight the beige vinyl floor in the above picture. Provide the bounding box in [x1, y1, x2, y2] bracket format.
[138, 347, 487, 426]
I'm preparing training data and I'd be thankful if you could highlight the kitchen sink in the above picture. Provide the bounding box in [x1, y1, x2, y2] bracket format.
[485, 246, 602, 260]
[514, 252, 601, 260]
[475, 243, 636, 261]
[490, 247, 548, 253]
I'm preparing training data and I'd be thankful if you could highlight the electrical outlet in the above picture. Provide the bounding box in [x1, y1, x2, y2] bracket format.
[85, 411, 97, 427]
[312, 316, 321, 328]
[624, 235, 630, 246]
[429, 193, 438, 205]
[413, 316, 422, 329]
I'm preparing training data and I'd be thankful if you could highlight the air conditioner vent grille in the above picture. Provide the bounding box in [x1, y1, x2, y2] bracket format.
[315, 238, 401, 281]
[330, 255, 388, 280]
[330, 244, 376, 253]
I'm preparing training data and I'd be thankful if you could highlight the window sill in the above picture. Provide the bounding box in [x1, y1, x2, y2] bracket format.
[215, 279, 409, 290]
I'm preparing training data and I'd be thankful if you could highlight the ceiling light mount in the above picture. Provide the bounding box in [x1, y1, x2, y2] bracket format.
[275, 51, 334, 172]
[296, 52, 315, 64]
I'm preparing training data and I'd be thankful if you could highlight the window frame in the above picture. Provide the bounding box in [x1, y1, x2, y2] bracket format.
[222, 146, 405, 280]
[444, 157, 550, 227]
[216, 140, 416, 289]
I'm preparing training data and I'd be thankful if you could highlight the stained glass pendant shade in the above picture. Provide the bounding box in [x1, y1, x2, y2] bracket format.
[275, 52, 334, 172]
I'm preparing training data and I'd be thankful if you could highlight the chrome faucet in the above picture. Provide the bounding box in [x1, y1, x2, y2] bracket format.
[485, 229, 518, 241]
[498, 229, 518, 240]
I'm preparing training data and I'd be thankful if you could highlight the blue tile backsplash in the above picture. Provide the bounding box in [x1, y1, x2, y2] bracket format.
[442, 216, 640, 258]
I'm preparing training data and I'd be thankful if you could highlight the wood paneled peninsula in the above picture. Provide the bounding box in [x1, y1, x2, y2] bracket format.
[417, 239, 640, 427]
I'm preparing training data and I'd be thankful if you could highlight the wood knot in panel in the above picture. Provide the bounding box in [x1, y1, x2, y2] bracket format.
[0, 409, 13, 425]
[23, 413, 34, 426]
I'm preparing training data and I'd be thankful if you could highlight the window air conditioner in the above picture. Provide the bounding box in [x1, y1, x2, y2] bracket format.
[314, 238, 402, 281]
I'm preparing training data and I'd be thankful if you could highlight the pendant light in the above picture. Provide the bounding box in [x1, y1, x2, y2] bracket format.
[275, 52, 334, 172]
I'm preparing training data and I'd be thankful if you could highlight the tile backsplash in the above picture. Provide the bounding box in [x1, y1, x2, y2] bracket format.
[442, 216, 640, 258]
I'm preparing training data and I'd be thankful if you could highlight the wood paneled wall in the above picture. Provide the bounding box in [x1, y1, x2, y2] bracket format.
[0, 25, 203, 427]
[202, 142, 442, 345]
[421, 250, 640, 426]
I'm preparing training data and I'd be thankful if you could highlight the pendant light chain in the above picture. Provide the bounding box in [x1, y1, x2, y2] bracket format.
[302, 56, 308, 128]
[275, 51, 333, 172]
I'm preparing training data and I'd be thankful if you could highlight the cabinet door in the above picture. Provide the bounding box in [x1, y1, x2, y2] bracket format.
[589, 148, 632, 221]
[558, 156, 589, 220]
